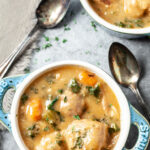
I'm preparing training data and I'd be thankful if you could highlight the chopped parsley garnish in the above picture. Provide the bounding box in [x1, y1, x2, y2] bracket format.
[43, 126, 49, 131]
[62, 39, 67, 43]
[109, 104, 113, 107]
[64, 27, 71, 31]
[21, 93, 28, 104]
[64, 96, 67, 103]
[58, 89, 63, 94]
[72, 136, 84, 149]
[34, 47, 40, 52]
[27, 124, 36, 130]
[24, 67, 30, 73]
[115, 18, 144, 28]
[47, 97, 59, 110]
[69, 79, 81, 93]
[30, 87, 38, 94]
[85, 51, 91, 55]
[109, 123, 120, 134]
[55, 37, 59, 41]
[115, 22, 128, 28]
[86, 84, 100, 98]
[73, 115, 80, 120]
[28, 132, 36, 139]
[43, 35, 49, 41]
[91, 21, 97, 31]
[56, 140, 64, 146]
[56, 111, 65, 122]
[97, 62, 100, 66]
[43, 43, 52, 49]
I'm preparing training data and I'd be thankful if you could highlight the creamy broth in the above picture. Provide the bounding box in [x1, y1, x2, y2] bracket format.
[18, 66, 120, 150]
[88, 0, 150, 28]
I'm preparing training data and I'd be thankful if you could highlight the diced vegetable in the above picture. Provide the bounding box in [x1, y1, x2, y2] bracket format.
[79, 72, 97, 86]
[86, 84, 100, 98]
[69, 79, 81, 93]
[26, 99, 42, 121]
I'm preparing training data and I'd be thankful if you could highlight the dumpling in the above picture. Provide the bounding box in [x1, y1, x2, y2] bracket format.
[63, 119, 109, 150]
[124, 0, 150, 18]
[35, 132, 66, 150]
[58, 90, 85, 116]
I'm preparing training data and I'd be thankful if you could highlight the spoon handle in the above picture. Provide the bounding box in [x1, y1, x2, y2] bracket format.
[0, 24, 39, 79]
[130, 84, 150, 122]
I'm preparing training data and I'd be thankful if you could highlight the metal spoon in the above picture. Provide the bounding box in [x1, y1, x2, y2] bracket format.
[109, 42, 150, 121]
[0, 0, 70, 79]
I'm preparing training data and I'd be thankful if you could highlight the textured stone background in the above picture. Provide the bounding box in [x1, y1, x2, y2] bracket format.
[0, 0, 150, 149]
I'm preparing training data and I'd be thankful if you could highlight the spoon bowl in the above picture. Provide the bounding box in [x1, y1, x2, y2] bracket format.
[109, 42, 140, 87]
[36, 0, 70, 28]
[109, 42, 150, 121]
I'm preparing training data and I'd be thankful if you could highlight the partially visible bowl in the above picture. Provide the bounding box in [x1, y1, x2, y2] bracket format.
[80, 0, 150, 38]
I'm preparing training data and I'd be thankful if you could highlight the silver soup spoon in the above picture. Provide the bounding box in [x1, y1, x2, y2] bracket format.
[109, 42, 150, 121]
[0, 0, 70, 79]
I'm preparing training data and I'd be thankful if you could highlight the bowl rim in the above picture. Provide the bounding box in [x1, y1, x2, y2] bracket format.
[80, 0, 150, 35]
[11, 60, 130, 150]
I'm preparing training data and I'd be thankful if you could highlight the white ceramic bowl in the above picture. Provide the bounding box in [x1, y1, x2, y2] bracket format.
[0, 61, 149, 150]
[80, 0, 150, 38]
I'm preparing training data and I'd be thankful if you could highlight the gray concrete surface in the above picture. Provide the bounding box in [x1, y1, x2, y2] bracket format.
[0, 0, 150, 149]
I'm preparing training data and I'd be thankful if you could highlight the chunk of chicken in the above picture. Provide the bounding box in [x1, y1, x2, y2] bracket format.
[124, 0, 150, 18]
[63, 119, 109, 150]
[35, 132, 65, 150]
[59, 90, 85, 116]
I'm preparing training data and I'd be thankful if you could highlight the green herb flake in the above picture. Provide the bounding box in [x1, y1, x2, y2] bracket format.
[43, 35, 50, 41]
[28, 132, 35, 139]
[64, 27, 71, 31]
[115, 22, 127, 28]
[44, 126, 49, 131]
[73, 115, 80, 120]
[27, 124, 36, 130]
[24, 67, 30, 73]
[72, 126, 75, 132]
[21, 93, 29, 104]
[56, 140, 64, 146]
[73, 136, 84, 149]
[69, 79, 81, 93]
[34, 47, 40, 52]
[85, 51, 91, 55]
[58, 89, 63, 94]
[91, 21, 97, 31]
[47, 97, 59, 110]
[109, 104, 113, 107]
[45, 58, 51, 62]
[64, 96, 67, 103]
[109, 123, 120, 134]
[97, 62, 100, 66]
[55, 37, 59, 41]
[43, 43, 52, 49]
[86, 84, 100, 98]
[62, 39, 67, 43]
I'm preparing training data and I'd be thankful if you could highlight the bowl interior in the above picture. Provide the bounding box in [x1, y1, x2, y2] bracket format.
[11, 61, 130, 150]
[80, 0, 150, 35]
